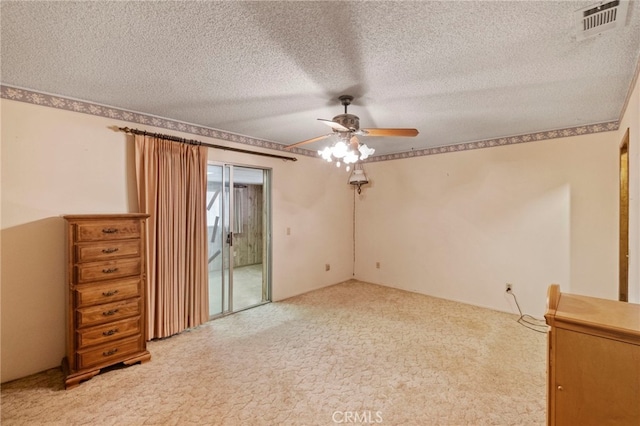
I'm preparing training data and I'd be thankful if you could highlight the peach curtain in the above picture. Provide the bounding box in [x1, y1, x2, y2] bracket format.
[135, 134, 209, 339]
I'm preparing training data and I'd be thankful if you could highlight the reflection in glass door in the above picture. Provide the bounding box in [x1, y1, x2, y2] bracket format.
[206, 164, 270, 317]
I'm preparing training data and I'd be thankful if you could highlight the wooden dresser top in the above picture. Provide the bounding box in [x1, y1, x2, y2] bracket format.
[545, 284, 640, 342]
[64, 213, 149, 220]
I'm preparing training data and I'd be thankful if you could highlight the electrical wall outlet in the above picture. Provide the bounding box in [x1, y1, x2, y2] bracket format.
[505, 283, 513, 293]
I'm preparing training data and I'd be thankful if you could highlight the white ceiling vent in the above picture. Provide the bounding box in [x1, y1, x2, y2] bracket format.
[576, 1, 629, 40]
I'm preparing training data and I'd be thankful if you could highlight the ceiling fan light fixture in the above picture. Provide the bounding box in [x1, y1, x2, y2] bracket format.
[349, 166, 369, 194]
[332, 141, 349, 158]
[318, 140, 363, 165]
[318, 146, 333, 161]
[286, 95, 418, 158]
[358, 143, 375, 160]
[344, 150, 359, 164]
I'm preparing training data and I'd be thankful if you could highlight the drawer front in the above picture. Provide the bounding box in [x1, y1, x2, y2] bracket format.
[76, 335, 143, 370]
[76, 298, 141, 328]
[75, 240, 141, 263]
[75, 278, 141, 308]
[76, 219, 141, 242]
[77, 316, 141, 350]
[76, 258, 141, 283]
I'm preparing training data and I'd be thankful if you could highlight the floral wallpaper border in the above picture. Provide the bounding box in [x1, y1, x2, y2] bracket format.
[367, 120, 619, 163]
[1, 84, 619, 162]
[0, 85, 315, 157]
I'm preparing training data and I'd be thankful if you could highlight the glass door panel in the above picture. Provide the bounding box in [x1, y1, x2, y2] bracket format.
[231, 166, 267, 311]
[206, 164, 225, 316]
[207, 163, 270, 318]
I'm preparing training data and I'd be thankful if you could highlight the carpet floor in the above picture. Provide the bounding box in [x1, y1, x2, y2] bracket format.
[1, 280, 547, 425]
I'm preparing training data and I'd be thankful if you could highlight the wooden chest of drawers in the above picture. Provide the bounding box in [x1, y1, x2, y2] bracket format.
[63, 214, 151, 389]
[545, 284, 640, 425]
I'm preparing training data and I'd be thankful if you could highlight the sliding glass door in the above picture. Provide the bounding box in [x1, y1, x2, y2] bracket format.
[206, 164, 271, 317]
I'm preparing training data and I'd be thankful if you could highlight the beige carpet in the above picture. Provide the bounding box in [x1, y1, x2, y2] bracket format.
[1, 280, 547, 425]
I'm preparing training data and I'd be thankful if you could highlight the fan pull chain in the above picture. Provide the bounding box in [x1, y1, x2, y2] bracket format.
[352, 187, 356, 276]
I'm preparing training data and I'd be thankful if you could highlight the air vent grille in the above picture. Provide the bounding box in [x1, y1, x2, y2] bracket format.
[576, 1, 629, 40]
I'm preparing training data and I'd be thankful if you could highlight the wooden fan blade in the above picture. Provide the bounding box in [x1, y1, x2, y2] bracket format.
[360, 128, 419, 137]
[318, 118, 350, 132]
[284, 134, 331, 150]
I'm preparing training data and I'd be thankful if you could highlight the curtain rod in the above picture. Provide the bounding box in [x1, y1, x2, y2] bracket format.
[117, 127, 297, 162]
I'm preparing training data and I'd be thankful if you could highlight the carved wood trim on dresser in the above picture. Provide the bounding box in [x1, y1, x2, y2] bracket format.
[62, 214, 151, 389]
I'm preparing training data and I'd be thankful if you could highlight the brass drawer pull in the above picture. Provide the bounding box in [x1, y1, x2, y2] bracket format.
[102, 248, 119, 254]
[102, 309, 119, 316]
[102, 328, 119, 336]
[102, 228, 119, 234]
[102, 268, 119, 274]
[102, 348, 118, 356]
[102, 290, 119, 297]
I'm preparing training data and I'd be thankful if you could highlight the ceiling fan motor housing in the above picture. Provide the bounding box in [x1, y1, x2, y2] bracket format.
[332, 113, 360, 131]
[283, 94, 417, 151]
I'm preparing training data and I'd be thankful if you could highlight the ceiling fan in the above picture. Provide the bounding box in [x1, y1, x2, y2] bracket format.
[284, 95, 419, 165]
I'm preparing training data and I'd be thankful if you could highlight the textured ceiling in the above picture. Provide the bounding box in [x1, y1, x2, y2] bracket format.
[2, 1, 640, 157]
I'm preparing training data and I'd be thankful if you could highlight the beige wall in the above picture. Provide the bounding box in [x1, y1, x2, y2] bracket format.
[356, 131, 619, 318]
[2, 74, 637, 382]
[619, 72, 640, 303]
[0, 99, 354, 382]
